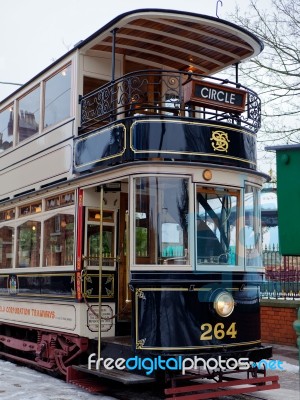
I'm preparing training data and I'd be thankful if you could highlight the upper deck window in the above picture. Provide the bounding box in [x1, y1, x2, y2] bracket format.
[18, 86, 40, 142]
[44, 64, 71, 129]
[0, 106, 13, 152]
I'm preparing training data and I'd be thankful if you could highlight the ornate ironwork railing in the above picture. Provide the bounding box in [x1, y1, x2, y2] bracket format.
[79, 70, 261, 133]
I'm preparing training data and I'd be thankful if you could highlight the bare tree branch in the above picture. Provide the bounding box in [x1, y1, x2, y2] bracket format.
[232, 0, 300, 145]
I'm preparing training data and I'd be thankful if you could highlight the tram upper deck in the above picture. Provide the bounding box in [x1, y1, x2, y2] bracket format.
[0, 9, 263, 199]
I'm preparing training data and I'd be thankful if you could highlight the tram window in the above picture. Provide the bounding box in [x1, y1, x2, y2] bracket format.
[88, 209, 114, 223]
[136, 213, 148, 257]
[134, 177, 189, 265]
[196, 187, 238, 265]
[19, 202, 42, 216]
[45, 191, 75, 210]
[245, 185, 262, 267]
[86, 224, 114, 267]
[0, 226, 14, 269]
[17, 86, 40, 142]
[16, 221, 41, 267]
[44, 64, 71, 129]
[0, 208, 15, 222]
[43, 214, 74, 266]
[0, 106, 13, 152]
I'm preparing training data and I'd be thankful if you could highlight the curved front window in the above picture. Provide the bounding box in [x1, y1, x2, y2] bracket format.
[134, 176, 189, 266]
[245, 185, 262, 267]
[196, 186, 238, 265]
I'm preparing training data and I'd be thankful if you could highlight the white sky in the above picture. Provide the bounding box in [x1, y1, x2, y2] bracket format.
[0, 0, 253, 101]
[0, 0, 274, 173]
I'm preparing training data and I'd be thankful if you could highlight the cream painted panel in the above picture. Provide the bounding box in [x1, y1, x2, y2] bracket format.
[83, 187, 120, 209]
[0, 298, 76, 331]
[0, 120, 74, 173]
[0, 299, 115, 338]
[0, 144, 72, 198]
[83, 55, 121, 78]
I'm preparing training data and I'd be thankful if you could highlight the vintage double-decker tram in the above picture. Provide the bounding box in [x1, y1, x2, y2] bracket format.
[0, 9, 279, 397]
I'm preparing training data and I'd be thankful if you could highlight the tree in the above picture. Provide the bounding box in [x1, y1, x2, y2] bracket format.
[232, 0, 300, 166]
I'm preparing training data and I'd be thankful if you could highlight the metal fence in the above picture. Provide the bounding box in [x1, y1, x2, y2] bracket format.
[261, 246, 300, 300]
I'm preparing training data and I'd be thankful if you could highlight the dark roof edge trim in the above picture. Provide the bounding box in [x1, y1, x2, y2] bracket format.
[266, 144, 300, 151]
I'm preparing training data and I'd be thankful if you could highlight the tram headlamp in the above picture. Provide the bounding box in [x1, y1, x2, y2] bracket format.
[213, 291, 234, 317]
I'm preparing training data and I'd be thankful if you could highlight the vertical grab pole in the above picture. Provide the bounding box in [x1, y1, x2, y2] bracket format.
[110, 28, 118, 122]
[98, 185, 104, 360]
[125, 210, 131, 303]
[235, 62, 239, 85]
[111, 28, 118, 82]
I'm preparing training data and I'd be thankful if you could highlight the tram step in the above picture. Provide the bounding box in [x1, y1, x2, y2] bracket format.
[70, 364, 156, 385]
[165, 374, 280, 399]
[66, 366, 107, 393]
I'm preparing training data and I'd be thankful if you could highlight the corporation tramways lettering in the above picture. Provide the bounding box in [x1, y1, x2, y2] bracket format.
[210, 130, 230, 153]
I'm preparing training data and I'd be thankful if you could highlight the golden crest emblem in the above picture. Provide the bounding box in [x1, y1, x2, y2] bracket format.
[210, 130, 230, 152]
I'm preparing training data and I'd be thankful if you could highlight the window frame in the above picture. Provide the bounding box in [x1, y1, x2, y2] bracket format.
[0, 192, 75, 270]
[0, 61, 73, 156]
[244, 182, 262, 269]
[43, 63, 72, 130]
[84, 207, 117, 271]
[17, 84, 41, 144]
[130, 174, 193, 271]
[195, 185, 240, 268]
[0, 104, 14, 152]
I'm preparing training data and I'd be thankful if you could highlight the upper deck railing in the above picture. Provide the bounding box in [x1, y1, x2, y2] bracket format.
[79, 70, 261, 134]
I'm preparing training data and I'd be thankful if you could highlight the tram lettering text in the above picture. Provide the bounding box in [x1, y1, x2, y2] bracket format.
[183, 78, 247, 112]
[197, 86, 236, 104]
[0, 305, 55, 319]
[31, 308, 55, 319]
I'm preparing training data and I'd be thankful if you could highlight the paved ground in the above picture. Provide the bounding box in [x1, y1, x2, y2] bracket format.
[244, 343, 299, 400]
[0, 343, 298, 399]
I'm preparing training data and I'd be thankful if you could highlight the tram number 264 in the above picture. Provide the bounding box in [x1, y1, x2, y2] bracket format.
[200, 322, 237, 340]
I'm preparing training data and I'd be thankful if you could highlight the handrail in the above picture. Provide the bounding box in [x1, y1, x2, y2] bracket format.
[79, 69, 261, 134]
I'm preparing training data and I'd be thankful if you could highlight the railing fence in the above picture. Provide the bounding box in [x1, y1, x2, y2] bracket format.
[261, 246, 300, 300]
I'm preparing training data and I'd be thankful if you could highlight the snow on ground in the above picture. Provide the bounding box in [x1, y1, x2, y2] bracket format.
[280, 361, 299, 373]
[0, 360, 117, 400]
[0, 358, 298, 400]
